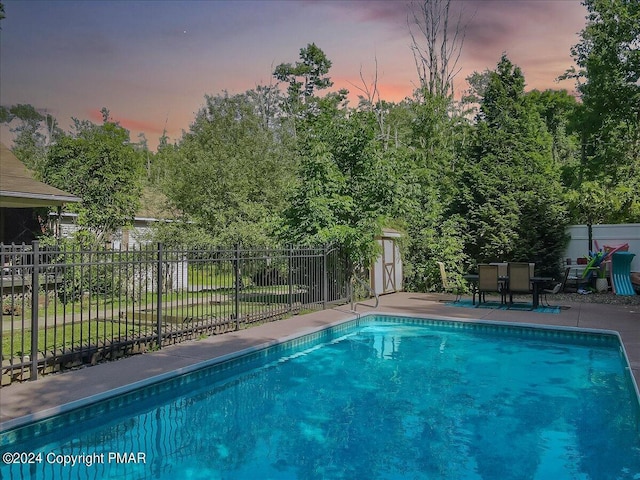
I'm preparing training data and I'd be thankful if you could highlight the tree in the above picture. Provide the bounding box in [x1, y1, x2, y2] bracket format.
[397, 93, 469, 291]
[526, 89, 580, 168]
[279, 101, 382, 266]
[453, 55, 569, 276]
[401, 0, 472, 290]
[408, 0, 467, 98]
[0, 104, 62, 171]
[274, 45, 377, 266]
[276, 50, 421, 269]
[161, 92, 296, 247]
[565, 0, 640, 223]
[273, 43, 334, 106]
[41, 113, 145, 245]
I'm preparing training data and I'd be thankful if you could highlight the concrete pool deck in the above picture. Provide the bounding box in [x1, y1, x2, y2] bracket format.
[1, 292, 639, 430]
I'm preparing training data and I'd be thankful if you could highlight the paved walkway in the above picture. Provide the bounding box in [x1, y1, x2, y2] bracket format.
[1, 292, 638, 431]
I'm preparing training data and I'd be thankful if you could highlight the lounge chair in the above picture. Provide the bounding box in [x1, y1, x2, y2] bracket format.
[611, 252, 637, 296]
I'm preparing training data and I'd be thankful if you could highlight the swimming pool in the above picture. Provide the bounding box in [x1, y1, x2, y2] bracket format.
[1, 314, 639, 479]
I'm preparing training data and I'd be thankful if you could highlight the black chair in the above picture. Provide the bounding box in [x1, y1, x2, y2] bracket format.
[542, 282, 562, 307]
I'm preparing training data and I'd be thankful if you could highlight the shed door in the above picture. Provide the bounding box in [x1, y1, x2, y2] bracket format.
[383, 238, 396, 293]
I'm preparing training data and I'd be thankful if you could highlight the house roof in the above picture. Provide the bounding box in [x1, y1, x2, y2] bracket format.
[0, 142, 81, 208]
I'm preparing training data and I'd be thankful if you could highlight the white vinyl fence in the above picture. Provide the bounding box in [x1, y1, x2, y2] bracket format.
[563, 224, 640, 272]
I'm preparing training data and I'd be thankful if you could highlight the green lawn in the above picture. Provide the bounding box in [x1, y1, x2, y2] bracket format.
[187, 263, 255, 288]
[2, 297, 299, 358]
[2, 319, 148, 357]
[2, 269, 305, 360]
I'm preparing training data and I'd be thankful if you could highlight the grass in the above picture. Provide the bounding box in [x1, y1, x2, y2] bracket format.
[3, 288, 237, 322]
[187, 264, 253, 289]
[2, 265, 311, 361]
[2, 295, 302, 358]
[2, 319, 148, 357]
[187, 269, 233, 288]
[3, 284, 300, 328]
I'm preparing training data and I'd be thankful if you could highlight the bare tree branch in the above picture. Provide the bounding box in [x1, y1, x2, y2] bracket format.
[408, 0, 469, 98]
[347, 57, 395, 149]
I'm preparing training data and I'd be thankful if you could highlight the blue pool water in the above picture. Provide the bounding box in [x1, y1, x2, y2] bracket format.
[1, 315, 640, 479]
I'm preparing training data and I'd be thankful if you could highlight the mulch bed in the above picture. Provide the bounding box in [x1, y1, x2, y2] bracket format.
[547, 291, 640, 305]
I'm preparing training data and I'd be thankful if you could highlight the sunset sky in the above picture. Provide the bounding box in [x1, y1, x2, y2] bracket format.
[0, 0, 588, 150]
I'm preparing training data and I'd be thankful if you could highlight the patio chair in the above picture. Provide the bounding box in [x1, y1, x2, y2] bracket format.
[562, 265, 586, 292]
[477, 264, 503, 305]
[542, 281, 563, 307]
[489, 262, 508, 278]
[436, 261, 462, 302]
[506, 262, 533, 308]
[556, 266, 571, 293]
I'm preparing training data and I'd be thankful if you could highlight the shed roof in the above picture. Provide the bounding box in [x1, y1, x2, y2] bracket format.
[0, 142, 81, 208]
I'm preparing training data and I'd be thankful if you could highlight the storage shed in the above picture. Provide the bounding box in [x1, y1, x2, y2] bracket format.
[370, 229, 403, 295]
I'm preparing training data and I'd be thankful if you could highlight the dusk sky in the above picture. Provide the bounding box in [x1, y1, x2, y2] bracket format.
[0, 0, 588, 150]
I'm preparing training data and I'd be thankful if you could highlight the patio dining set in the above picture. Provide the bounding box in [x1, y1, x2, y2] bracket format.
[463, 262, 554, 310]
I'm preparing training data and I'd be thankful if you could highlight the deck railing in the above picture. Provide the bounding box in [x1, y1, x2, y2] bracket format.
[0, 242, 350, 386]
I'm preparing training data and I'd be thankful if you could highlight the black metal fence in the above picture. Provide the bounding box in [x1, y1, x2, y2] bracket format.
[0, 242, 351, 386]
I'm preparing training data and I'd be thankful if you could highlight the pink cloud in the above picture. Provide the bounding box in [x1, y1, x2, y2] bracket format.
[87, 108, 103, 123]
[372, 83, 414, 102]
[117, 118, 166, 135]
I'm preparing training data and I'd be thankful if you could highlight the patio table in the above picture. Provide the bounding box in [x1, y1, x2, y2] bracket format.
[530, 277, 553, 308]
[464, 274, 553, 308]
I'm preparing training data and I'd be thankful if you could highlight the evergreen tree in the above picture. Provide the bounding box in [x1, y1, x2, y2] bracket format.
[454, 55, 569, 276]
[401, 92, 469, 291]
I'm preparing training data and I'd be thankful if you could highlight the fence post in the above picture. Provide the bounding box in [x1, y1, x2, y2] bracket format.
[288, 245, 293, 313]
[323, 244, 328, 310]
[156, 243, 163, 349]
[30, 240, 39, 381]
[349, 275, 354, 311]
[234, 244, 241, 330]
